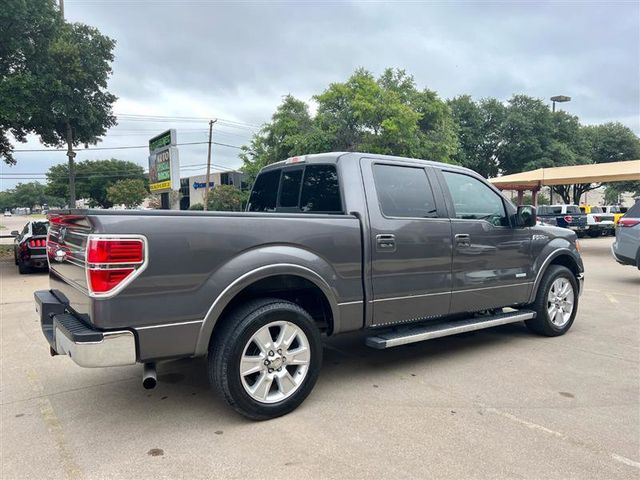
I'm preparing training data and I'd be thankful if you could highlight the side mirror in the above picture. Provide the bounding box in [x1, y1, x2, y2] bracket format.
[10, 230, 19, 237]
[516, 205, 536, 228]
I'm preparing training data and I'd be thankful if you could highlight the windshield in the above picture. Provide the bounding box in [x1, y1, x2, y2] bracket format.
[32, 222, 49, 236]
[590, 206, 603, 213]
[566, 206, 581, 214]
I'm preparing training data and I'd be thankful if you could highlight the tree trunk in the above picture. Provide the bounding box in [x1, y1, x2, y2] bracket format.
[65, 122, 76, 208]
[572, 183, 600, 205]
[552, 185, 572, 204]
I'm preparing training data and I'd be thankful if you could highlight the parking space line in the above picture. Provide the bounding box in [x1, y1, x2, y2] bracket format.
[605, 293, 619, 304]
[480, 404, 640, 471]
[611, 454, 640, 469]
[26, 368, 82, 479]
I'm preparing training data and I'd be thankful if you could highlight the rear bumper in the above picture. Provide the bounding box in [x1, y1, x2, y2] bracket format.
[611, 244, 636, 266]
[23, 254, 48, 269]
[34, 290, 137, 368]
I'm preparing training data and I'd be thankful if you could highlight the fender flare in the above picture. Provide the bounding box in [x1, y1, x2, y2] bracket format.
[528, 247, 581, 303]
[194, 262, 340, 356]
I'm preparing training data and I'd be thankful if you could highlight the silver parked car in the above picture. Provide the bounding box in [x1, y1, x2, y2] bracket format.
[611, 202, 640, 269]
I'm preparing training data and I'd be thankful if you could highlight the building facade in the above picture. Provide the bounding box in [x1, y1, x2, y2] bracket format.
[179, 171, 243, 209]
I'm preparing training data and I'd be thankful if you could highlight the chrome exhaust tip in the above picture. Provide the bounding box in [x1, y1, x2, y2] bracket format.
[142, 362, 157, 389]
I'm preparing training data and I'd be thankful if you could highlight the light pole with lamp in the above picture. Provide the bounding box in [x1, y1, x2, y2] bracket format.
[550, 95, 571, 113]
[549, 95, 572, 204]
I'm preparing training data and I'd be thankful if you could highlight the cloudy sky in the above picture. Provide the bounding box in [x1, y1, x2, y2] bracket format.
[2, 0, 639, 190]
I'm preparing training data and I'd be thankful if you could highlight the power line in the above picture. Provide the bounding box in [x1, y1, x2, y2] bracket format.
[115, 113, 261, 130]
[12, 140, 244, 153]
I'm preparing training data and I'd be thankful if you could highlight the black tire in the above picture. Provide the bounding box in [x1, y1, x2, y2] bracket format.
[209, 298, 323, 420]
[587, 230, 600, 238]
[525, 265, 578, 337]
[17, 260, 31, 274]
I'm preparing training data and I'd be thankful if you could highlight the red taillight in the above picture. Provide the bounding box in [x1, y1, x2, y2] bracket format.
[593, 216, 601, 222]
[618, 218, 640, 228]
[28, 239, 45, 248]
[87, 239, 144, 264]
[88, 268, 135, 293]
[86, 237, 146, 296]
[564, 215, 573, 223]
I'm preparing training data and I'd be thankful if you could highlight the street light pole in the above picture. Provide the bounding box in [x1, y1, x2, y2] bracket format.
[549, 95, 572, 204]
[550, 95, 571, 113]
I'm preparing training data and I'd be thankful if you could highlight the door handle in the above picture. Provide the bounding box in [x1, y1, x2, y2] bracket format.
[376, 234, 396, 251]
[455, 233, 471, 247]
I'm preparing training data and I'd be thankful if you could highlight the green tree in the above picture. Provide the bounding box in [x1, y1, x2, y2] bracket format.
[556, 122, 640, 204]
[448, 95, 506, 177]
[603, 182, 640, 204]
[46, 159, 146, 208]
[206, 185, 244, 211]
[0, 191, 15, 211]
[106, 179, 148, 209]
[0, 0, 62, 164]
[241, 68, 458, 185]
[0, 182, 64, 210]
[0, 2, 118, 207]
[240, 95, 313, 181]
[33, 23, 118, 207]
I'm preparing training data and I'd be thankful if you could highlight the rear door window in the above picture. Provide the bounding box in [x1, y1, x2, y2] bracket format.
[373, 164, 438, 218]
[300, 165, 342, 213]
[248, 169, 280, 212]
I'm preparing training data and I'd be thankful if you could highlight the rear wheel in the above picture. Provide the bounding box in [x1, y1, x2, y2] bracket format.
[526, 265, 578, 336]
[17, 259, 31, 274]
[587, 229, 600, 238]
[209, 298, 323, 420]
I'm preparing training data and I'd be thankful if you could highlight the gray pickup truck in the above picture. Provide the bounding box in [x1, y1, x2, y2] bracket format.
[35, 152, 584, 419]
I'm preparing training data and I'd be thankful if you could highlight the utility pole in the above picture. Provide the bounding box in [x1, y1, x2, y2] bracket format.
[65, 122, 76, 208]
[203, 119, 217, 210]
[59, 0, 64, 17]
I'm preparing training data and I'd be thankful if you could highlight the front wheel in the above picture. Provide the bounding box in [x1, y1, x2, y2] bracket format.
[209, 298, 323, 420]
[526, 265, 578, 336]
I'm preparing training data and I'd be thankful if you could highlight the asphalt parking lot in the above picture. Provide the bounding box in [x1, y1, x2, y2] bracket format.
[1, 235, 638, 479]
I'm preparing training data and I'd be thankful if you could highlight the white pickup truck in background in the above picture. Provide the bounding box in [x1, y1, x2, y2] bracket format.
[580, 205, 615, 237]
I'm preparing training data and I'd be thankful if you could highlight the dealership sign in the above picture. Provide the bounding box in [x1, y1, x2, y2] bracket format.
[148, 129, 180, 193]
[193, 180, 215, 190]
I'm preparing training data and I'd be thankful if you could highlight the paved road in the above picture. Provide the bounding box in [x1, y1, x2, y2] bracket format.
[1, 237, 638, 479]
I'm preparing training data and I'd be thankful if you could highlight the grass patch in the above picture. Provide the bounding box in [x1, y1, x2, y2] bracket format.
[0, 244, 14, 261]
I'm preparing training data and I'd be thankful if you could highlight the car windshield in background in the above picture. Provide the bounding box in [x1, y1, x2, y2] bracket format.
[32, 222, 49, 236]
[591, 207, 603, 213]
[566, 206, 581, 214]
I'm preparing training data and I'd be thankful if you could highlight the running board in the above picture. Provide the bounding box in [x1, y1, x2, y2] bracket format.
[365, 309, 536, 349]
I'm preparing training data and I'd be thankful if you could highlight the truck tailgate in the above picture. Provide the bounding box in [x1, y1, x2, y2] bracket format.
[47, 214, 94, 315]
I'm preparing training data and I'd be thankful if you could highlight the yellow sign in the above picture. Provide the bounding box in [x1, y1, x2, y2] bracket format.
[149, 180, 172, 192]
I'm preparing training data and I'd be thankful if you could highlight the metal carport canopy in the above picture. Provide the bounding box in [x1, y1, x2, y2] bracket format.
[488, 159, 640, 189]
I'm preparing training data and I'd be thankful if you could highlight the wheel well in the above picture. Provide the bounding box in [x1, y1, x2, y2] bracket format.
[214, 274, 334, 338]
[549, 254, 579, 278]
